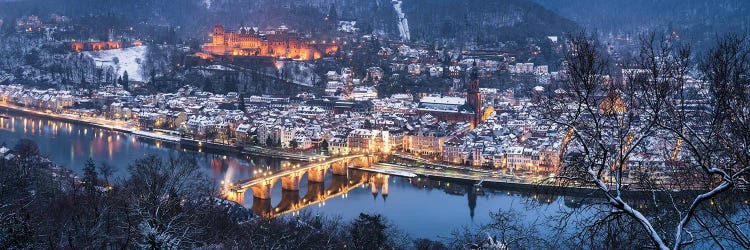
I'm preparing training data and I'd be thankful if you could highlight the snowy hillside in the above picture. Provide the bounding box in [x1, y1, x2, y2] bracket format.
[84, 46, 148, 82]
[392, 0, 410, 42]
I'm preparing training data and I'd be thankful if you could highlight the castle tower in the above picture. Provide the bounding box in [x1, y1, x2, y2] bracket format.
[212, 25, 225, 45]
[467, 62, 482, 127]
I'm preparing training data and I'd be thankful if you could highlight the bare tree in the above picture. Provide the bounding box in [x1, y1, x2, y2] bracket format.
[535, 32, 750, 249]
[122, 155, 213, 248]
[448, 208, 547, 250]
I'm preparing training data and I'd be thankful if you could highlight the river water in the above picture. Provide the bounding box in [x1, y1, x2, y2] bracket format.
[0, 111, 577, 239]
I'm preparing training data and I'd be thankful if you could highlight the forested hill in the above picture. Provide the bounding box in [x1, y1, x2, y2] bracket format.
[0, 0, 578, 45]
[401, 0, 578, 45]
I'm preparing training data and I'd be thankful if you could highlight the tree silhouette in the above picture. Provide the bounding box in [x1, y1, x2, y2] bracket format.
[350, 213, 388, 249]
[535, 32, 750, 249]
[122, 71, 129, 90]
[203, 79, 213, 93]
[83, 158, 98, 195]
[13, 139, 39, 163]
[238, 94, 246, 112]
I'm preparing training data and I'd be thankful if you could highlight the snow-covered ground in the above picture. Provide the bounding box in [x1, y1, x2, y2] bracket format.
[392, 0, 411, 42]
[338, 21, 358, 33]
[283, 61, 318, 87]
[84, 46, 148, 82]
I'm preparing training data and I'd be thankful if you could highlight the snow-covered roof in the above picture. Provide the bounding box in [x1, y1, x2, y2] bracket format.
[420, 96, 465, 105]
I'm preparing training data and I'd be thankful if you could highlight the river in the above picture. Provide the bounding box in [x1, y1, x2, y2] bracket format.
[0, 110, 577, 239]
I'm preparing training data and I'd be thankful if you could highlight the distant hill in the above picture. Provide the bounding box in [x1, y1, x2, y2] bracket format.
[402, 0, 578, 44]
[1, 0, 578, 45]
[533, 0, 750, 48]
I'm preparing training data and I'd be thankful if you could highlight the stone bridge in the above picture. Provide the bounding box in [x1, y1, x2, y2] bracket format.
[223, 154, 382, 217]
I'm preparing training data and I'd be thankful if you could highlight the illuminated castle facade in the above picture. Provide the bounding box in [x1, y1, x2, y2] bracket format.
[71, 41, 121, 52]
[201, 24, 338, 60]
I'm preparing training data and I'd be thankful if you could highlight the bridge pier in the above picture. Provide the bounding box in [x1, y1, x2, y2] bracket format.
[251, 178, 276, 199]
[225, 189, 246, 206]
[281, 172, 302, 191]
[307, 166, 327, 183]
[331, 162, 348, 176]
[234, 154, 372, 217]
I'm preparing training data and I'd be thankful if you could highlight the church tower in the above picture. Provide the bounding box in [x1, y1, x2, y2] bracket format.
[467, 62, 482, 127]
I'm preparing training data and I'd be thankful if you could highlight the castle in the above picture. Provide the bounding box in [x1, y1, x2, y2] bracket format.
[201, 25, 338, 60]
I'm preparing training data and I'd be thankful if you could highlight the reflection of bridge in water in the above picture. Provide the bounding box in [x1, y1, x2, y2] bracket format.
[223, 154, 383, 217]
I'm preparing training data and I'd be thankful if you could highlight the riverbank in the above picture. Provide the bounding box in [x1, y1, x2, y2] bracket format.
[0, 103, 317, 162]
[369, 162, 600, 195]
[375, 160, 710, 195]
[0, 103, 709, 194]
[0, 104, 180, 142]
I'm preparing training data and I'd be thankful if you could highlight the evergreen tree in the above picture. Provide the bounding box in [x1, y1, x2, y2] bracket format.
[238, 94, 246, 112]
[350, 213, 388, 249]
[222, 76, 238, 92]
[82, 78, 93, 98]
[149, 69, 156, 86]
[122, 71, 129, 90]
[83, 158, 98, 195]
[320, 139, 329, 151]
[290, 139, 298, 150]
[13, 139, 39, 163]
[266, 136, 273, 146]
[203, 79, 213, 93]
[328, 4, 338, 21]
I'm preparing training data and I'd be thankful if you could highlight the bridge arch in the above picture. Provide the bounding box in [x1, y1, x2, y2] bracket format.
[280, 171, 305, 191]
[250, 178, 277, 200]
[233, 154, 371, 212]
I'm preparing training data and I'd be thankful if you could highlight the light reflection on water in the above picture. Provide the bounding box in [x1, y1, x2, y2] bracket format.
[0, 111, 290, 182]
[0, 111, 577, 239]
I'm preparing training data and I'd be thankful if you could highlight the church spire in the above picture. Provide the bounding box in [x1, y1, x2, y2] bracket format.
[467, 61, 482, 127]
